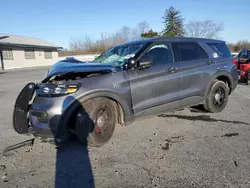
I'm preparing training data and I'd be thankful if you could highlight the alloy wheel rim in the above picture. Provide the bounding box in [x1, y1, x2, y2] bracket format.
[95, 106, 111, 136]
[213, 87, 225, 107]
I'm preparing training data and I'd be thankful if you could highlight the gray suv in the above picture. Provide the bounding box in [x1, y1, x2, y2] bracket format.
[13, 37, 238, 147]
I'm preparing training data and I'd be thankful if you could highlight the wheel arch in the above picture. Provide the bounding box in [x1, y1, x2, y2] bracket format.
[55, 91, 132, 140]
[205, 72, 234, 97]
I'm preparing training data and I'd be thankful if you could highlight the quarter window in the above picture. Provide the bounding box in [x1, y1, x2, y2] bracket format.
[172, 42, 208, 62]
[2, 49, 14, 60]
[44, 50, 52, 59]
[206, 42, 232, 58]
[139, 43, 173, 65]
[24, 49, 35, 59]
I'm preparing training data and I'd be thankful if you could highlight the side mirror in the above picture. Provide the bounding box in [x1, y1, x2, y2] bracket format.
[138, 60, 152, 69]
[127, 58, 137, 68]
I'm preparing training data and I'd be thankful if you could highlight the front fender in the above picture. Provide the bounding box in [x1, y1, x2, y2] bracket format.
[55, 90, 133, 140]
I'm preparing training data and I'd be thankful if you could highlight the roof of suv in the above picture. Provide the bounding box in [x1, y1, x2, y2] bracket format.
[119, 36, 225, 46]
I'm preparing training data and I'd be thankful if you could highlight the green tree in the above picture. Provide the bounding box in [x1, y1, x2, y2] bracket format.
[162, 6, 185, 37]
[141, 29, 159, 38]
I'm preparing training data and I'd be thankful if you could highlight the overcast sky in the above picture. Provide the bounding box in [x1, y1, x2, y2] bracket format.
[1, 0, 249, 49]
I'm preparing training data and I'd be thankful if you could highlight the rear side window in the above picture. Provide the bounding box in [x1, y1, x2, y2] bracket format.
[172, 42, 208, 62]
[206, 42, 232, 58]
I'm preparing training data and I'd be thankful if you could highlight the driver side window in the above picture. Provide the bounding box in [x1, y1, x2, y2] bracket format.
[139, 43, 173, 65]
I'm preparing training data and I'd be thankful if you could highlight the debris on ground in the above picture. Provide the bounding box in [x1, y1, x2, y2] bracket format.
[221, 133, 239, 137]
[234, 161, 238, 167]
[26, 148, 33, 153]
[2, 173, 8, 182]
[160, 136, 184, 151]
[161, 143, 170, 151]
[2, 138, 35, 156]
[0, 165, 6, 171]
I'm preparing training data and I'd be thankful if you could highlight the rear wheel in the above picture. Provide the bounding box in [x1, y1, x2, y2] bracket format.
[203, 79, 229, 113]
[75, 97, 117, 147]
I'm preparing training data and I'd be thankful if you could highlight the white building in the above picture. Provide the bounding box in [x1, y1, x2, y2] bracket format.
[0, 33, 62, 70]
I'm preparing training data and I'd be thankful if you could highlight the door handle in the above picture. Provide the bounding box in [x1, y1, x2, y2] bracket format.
[167, 67, 178, 72]
[207, 61, 215, 65]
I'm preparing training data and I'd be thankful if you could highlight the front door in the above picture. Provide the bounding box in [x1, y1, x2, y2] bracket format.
[128, 42, 182, 114]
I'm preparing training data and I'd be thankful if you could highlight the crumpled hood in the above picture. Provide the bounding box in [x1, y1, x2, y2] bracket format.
[42, 58, 120, 82]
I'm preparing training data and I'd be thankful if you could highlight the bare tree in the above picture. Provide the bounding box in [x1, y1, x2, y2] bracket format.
[82, 35, 94, 51]
[137, 21, 150, 34]
[184, 20, 224, 39]
[119, 26, 132, 42]
[231, 40, 250, 52]
[68, 21, 152, 54]
[69, 36, 85, 51]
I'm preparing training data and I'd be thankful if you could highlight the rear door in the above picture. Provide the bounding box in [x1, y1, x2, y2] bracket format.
[200, 41, 235, 94]
[171, 41, 210, 102]
[128, 41, 182, 114]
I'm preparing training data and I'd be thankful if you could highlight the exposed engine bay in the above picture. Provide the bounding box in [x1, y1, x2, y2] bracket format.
[43, 70, 112, 84]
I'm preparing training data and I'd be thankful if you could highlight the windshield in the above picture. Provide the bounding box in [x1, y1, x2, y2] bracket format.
[92, 43, 146, 66]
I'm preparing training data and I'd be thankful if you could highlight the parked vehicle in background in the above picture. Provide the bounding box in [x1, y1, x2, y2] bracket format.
[13, 37, 238, 147]
[232, 49, 250, 85]
[231, 53, 238, 58]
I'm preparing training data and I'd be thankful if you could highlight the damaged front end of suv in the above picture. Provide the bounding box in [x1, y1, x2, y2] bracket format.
[12, 40, 152, 146]
[12, 57, 122, 143]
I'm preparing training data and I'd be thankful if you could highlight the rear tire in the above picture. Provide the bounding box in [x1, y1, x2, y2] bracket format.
[203, 79, 229, 113]
[75, 97, 117, 147]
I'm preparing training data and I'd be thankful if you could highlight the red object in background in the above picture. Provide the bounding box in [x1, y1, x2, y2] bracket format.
[239, 70, 246, 80]
[240, 64, 250, 72]
[232, 58, 238, 68]
[234, 49, 250, 85]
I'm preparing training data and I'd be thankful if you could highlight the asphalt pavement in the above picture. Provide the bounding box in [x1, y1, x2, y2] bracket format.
[0, 67, 250, 188]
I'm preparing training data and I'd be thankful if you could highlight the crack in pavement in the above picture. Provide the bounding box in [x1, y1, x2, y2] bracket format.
[157, 114, 250, 125]
[194, 132, 240, 139]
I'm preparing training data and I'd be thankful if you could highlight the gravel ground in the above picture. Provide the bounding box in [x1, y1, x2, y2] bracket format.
[0, 67, 250, 188]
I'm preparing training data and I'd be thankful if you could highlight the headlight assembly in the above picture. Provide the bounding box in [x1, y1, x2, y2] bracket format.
[39, 83, 81, 96]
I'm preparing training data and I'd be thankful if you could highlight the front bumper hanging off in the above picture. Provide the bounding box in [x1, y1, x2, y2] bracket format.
[13, 82, 76, 141]
[13, 82, 36, 134]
